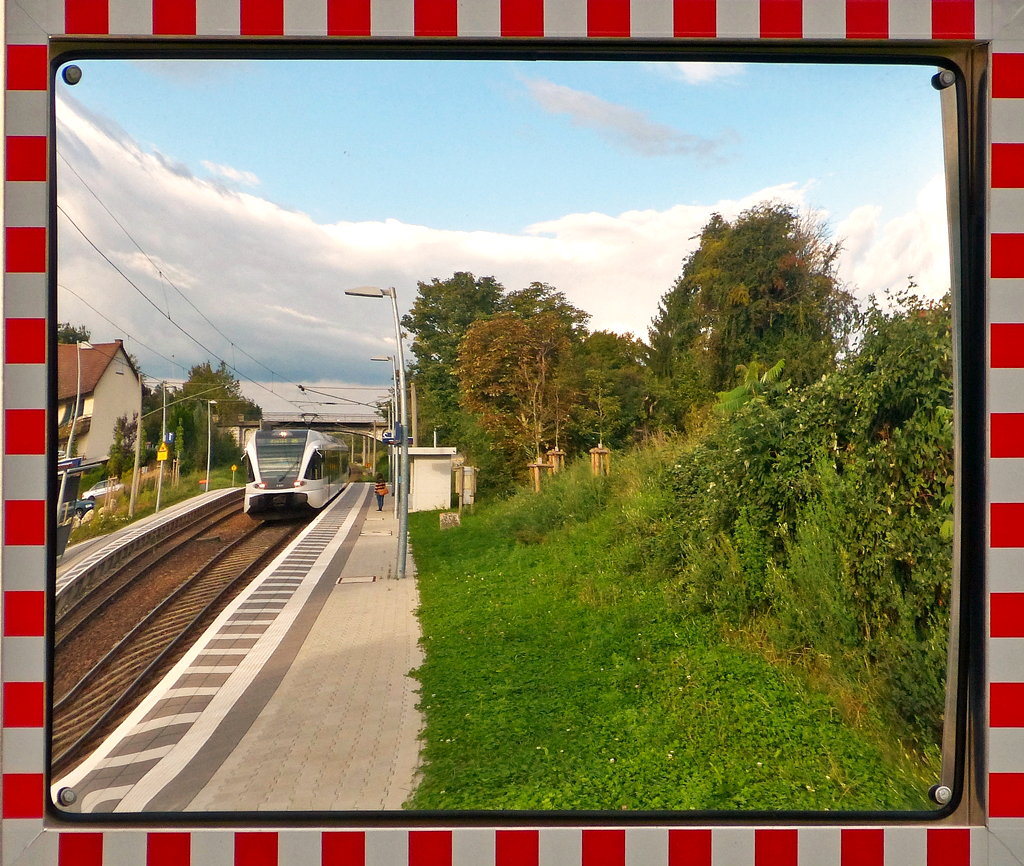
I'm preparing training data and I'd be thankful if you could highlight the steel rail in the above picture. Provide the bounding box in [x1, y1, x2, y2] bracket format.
[51, 520, 301, 775]
[55, 498, 244, 649]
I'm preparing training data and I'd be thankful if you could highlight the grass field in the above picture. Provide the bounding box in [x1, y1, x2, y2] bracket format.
[406, 459, 938, 813]
[66, 463, 243, 545]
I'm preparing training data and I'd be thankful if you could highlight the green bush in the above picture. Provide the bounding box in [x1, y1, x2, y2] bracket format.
[658, 291, 953, 745]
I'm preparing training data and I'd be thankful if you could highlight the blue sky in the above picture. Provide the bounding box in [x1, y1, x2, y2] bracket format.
[56, 57, 950, 412]
[65, 58, 942, 230]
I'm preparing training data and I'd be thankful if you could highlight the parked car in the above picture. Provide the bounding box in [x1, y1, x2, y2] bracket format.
[82, 479, 123, 501]
[71, 499, 95, 518]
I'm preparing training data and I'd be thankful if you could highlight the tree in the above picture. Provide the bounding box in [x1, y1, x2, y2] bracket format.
[142, 361, 257, 474]
[648, 203, 857, 423]
[106, 413, 138, 478]
[181, 361, 260, 419]
[456, 311, 575, 462]
[57, 322, 91, 344]
[175, 362, 255, 470]
[498, 282, 590, 335]
[401, 272, 504, 433]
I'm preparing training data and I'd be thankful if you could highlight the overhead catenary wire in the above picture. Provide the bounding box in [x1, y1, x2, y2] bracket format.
[56, 204, 309, 413]
[137, 383, 233, 419]
[57, 282, 183, 374]
[58, 152, 323, 397]
[295, 384, 381, 410]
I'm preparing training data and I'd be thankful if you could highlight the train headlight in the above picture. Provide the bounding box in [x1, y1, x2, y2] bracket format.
[293, 480, 306, 487]
[256, 482, 266, 489]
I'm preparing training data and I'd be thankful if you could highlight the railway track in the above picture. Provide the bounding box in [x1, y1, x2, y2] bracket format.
[51, 518, 303, 776]
[55, 498, 245, 665]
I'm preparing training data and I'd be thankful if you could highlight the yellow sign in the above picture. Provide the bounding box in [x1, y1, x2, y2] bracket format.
[157, 443, 169, 461]
[231, 464, 237, 472]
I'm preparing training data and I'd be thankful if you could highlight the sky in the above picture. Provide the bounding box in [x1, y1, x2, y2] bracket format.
[55, 57, 952, 416]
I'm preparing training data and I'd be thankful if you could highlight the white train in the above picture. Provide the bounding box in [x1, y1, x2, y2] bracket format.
[242, 428, 349, 517]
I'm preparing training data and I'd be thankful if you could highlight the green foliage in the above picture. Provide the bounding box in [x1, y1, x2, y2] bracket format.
[457, 311, 576, 461]
[105, 413, 138, 479]
[57, 322, 92, 344]
[142, 363, 250, 475]
[402, 272, 504, 427]
[408, 447, 937, 811]
[663, 290, 953, 744]
[714, 358, 787, 414]
[648, 204, 858, 427]
[404, 273, 597, 494]
[181, 360, 261, 421]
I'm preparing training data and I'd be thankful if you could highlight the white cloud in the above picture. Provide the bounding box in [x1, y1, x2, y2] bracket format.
[835, 174, 951, 303]
[201, 160, 260, 187]
[55, 95, 949, 402]
[657, 62, 747, 85]
[523, 78, 735, 160]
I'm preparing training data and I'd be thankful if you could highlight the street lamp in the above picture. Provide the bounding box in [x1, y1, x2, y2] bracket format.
[206, 399, 218, 494]
[57, 339, 93, 524]
[347, 286, 409, 580]
[372, 355, 399, 518]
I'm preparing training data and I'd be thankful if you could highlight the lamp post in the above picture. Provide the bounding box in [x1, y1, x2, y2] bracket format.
[206, 399, 218, 494]
[372, 354, 399, 517]
[347, 286, 409, 580]
[57, 339, 93, 524]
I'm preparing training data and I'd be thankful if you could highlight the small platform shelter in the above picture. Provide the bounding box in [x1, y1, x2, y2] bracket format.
[408, 447, 457, 512]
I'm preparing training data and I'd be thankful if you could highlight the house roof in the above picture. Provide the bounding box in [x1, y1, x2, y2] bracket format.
[57, 340, 139, 401]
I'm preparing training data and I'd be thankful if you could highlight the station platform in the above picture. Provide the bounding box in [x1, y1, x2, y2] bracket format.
[53, 483, 424, 813]
[56, 487, 241, 596]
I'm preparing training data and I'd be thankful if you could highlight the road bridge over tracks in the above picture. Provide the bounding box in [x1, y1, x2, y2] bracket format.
[260, 412, 384, 440]
[257, 412, 391, 466]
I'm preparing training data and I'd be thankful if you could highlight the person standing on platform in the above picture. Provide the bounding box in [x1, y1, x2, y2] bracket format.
[374, 473, 388, 511]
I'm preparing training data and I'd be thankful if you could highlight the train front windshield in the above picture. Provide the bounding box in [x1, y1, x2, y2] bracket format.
[253, 432, 308, 487]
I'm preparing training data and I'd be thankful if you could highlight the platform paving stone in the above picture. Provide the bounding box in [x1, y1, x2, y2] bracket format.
[185, 490, 423, 811]
[54, 484, 425, 814]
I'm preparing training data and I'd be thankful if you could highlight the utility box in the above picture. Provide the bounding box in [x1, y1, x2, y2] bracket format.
[461, 465, 478, 508]
[408, 447, 457, 512]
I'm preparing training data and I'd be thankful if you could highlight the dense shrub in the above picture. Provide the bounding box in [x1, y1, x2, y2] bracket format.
[660, 292, 953, 744]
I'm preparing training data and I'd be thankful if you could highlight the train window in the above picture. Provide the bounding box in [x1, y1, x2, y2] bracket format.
[52, 53, 967, 816]
[306, 451, 324, 480]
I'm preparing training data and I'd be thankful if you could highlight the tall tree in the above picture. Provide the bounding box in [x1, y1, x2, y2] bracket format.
[456, 311, 575, 462]
[181, 361, 261, 422]
[401, 272, 503, 430]
[648, 203, 857, 422]
[499, 282, 590, 335]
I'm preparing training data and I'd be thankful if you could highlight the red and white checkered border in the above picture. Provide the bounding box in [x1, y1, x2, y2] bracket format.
[4, 1, 1022, 864]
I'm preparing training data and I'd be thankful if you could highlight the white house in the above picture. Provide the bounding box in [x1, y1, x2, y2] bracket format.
[57, 340, 142, 466]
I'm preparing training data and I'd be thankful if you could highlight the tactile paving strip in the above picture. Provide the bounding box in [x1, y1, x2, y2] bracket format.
[51, 485, 368, 813]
